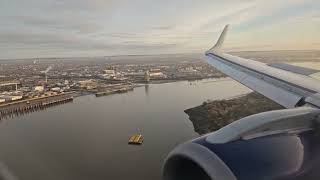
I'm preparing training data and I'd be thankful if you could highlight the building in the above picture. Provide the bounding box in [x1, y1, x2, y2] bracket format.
[149, 69, 166, 78]
[179, 66, 197, 73]
[0, 82, 20, 92]
[78, 79, 97, 89]
[0, 95, 23, 101]
[104, 69, 115, 75]
[144, 71, 150, 82]
[51, 87, 61, 92]
[10, 96, 23, 101]
[150, 72, 165, 77]
[34, 86, 44, 92]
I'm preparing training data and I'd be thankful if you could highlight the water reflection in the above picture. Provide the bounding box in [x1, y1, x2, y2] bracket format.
[144, 84, 149, 96]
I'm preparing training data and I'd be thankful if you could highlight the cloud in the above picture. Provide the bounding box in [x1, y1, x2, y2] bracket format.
[4, 15, 103, 34]
[0, 0, 319, 59]
[151, 26, 175, 30]
[0, 29, 179, 59]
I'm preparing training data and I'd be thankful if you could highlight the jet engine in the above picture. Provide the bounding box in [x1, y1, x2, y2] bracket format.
[163, 107, 320, 180]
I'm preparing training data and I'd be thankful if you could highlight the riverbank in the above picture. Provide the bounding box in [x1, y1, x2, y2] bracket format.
[78, 78, 230, 98]
[184, 92, 283, 135]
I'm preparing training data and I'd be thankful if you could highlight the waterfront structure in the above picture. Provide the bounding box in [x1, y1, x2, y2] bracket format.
[144, 70, 150, 82]
[0, 92, 74, 120]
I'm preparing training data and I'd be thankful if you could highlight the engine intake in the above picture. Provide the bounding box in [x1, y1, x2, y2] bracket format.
[163, 107, 320, 180]
[163, 155, 211, 180]
[163, 142, 236, 180]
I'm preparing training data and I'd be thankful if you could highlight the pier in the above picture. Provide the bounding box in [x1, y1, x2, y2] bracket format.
[95, 86, 134, 97]
[0, 92, 74, 120]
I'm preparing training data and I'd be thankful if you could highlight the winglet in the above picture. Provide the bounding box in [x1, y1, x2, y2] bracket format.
[208, 25, 229, 52]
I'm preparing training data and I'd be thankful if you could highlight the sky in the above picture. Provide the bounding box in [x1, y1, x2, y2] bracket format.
[0, 0, 319, 59]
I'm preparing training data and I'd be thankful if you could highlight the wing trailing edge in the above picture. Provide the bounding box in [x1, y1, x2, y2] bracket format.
[268, 63, 320, 76]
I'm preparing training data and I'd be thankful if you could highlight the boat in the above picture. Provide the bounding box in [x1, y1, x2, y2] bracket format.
[95, 91, 113, 97]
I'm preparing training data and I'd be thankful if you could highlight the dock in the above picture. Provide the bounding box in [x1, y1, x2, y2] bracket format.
[0, 92, 74, 120]
[95, 86, 134, 97]
[95, 91, 113, 97]
[128, 134, 143, 145]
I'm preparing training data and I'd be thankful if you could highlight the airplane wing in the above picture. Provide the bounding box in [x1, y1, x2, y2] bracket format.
[204, 25, 320, 109]
[164, 25, 320, 180]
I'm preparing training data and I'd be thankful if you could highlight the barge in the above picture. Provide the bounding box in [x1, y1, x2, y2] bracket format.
[128, 134, 144, 145]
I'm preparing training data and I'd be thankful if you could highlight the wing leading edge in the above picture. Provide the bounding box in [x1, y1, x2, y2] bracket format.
[204, 25, 320, 109]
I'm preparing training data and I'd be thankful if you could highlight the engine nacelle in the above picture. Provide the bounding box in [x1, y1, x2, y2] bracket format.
[163, 107, 320, 180]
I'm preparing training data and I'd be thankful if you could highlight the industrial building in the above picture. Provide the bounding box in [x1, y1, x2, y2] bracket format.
[0, 82, 20, 92]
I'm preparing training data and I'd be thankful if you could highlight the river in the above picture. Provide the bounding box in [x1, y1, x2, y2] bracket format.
[0, 78, 250, 180]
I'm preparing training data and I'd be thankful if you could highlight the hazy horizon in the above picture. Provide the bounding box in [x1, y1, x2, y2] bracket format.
[1, 49, 320, 61]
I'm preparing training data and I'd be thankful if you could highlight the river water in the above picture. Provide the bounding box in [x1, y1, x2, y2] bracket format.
[0, 78, 250, 180]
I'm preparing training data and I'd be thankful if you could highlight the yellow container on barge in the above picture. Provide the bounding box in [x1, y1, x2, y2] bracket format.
[128, 134, 143, 145]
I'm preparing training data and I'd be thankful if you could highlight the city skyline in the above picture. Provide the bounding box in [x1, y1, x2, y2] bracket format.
[0, 0, 319, 59]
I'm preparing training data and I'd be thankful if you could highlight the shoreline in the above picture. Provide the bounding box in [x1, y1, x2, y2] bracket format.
[184, 92, 284, 135]
[77, 77, 231, 98]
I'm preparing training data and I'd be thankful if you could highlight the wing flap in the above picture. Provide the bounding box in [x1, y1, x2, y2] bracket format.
[268, 63, 320, 76]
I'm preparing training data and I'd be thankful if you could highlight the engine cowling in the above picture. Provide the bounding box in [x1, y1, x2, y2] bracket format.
[163, 107, 320, 180]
